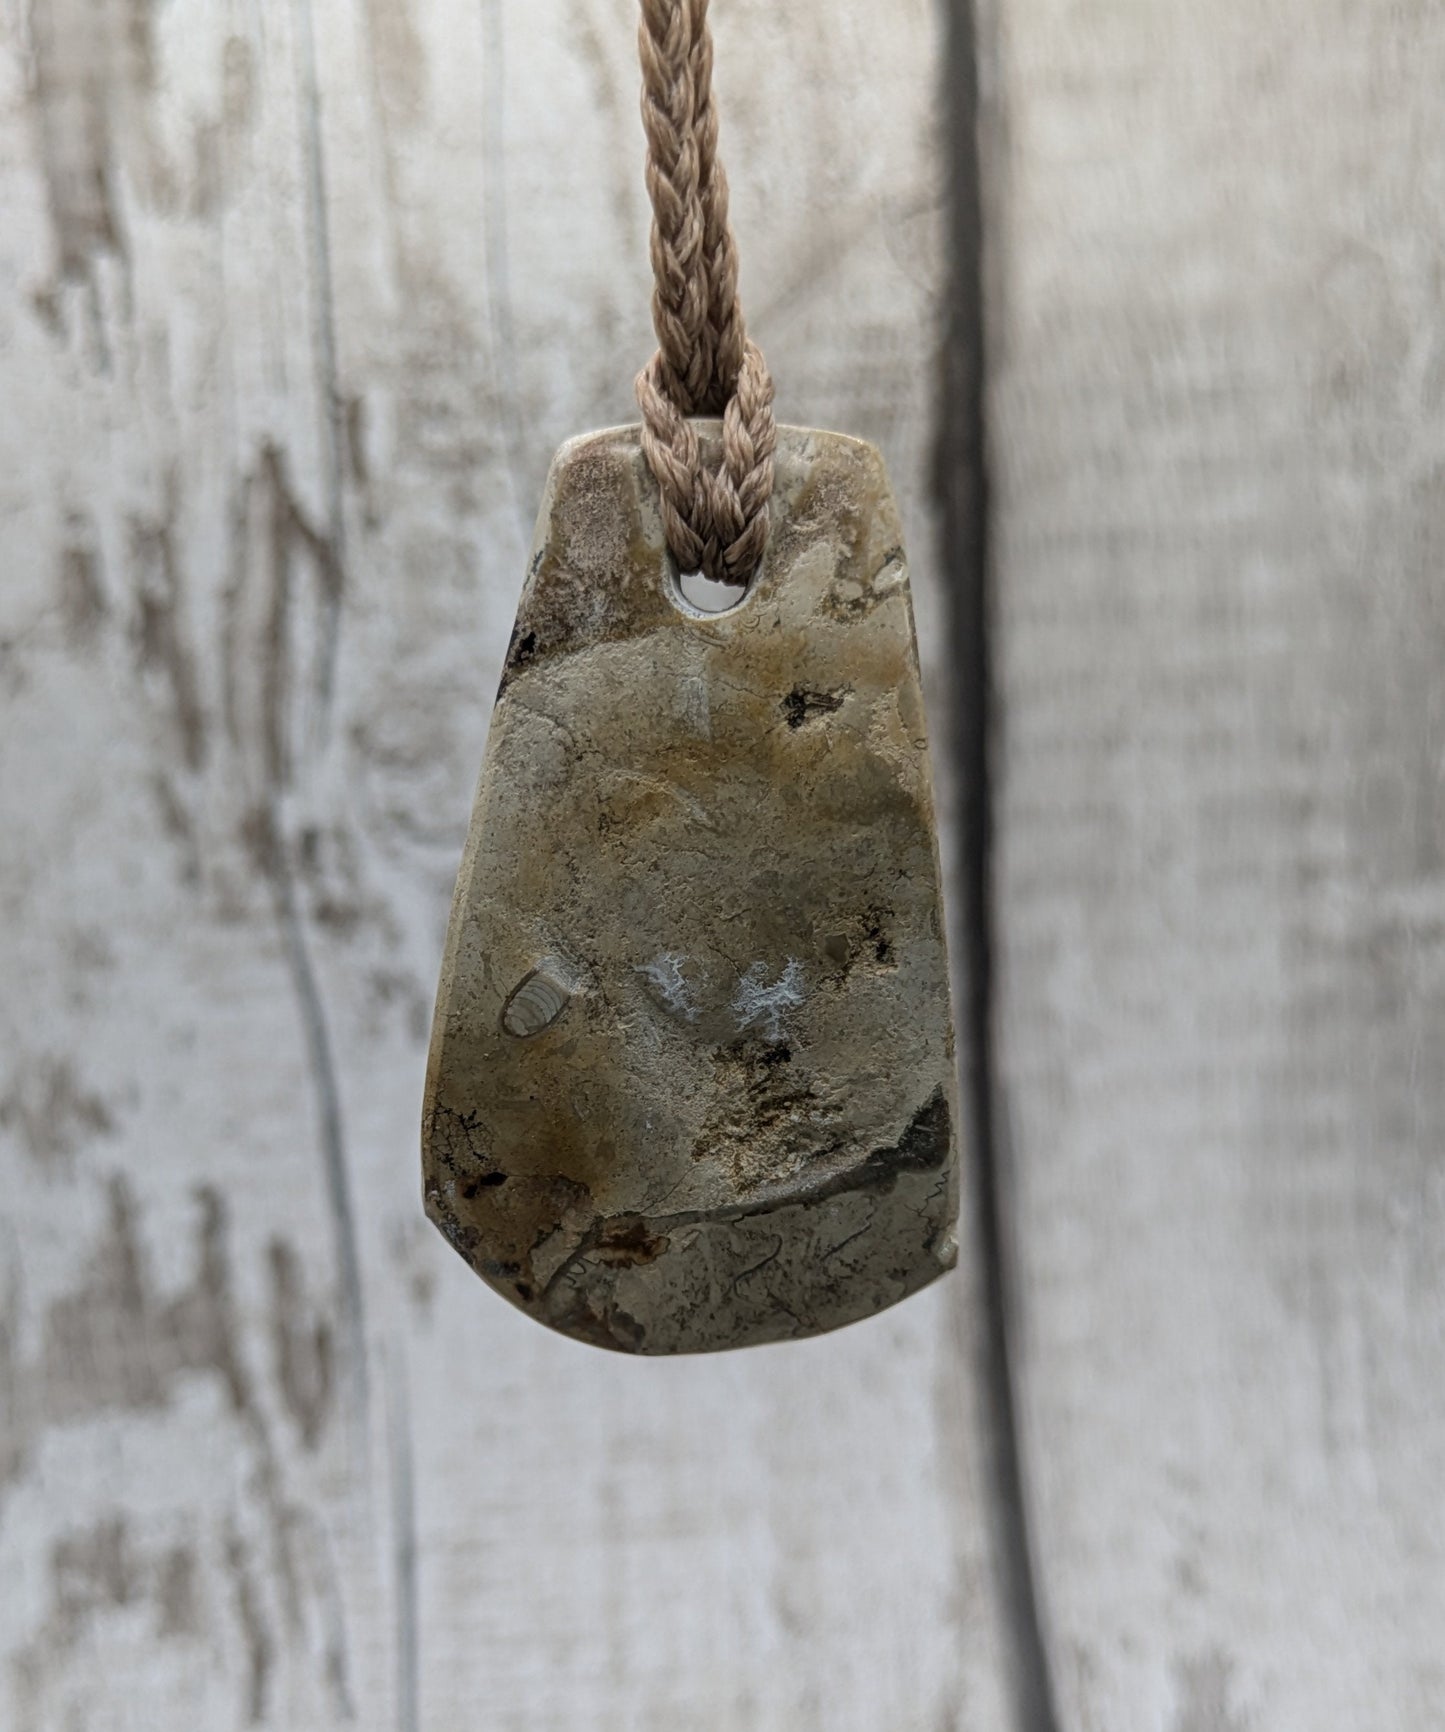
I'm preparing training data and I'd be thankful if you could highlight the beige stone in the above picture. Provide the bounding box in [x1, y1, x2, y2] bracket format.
[422, 425, 958, 1352]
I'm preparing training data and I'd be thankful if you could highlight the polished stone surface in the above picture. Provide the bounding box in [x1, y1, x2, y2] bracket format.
[423, 425, 958, 1352]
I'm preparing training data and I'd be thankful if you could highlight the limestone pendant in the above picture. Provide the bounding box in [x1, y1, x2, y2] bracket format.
[422, 425, 959, 1353]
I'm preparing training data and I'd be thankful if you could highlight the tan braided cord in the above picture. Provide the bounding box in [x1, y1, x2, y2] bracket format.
[635, 0, 777, 587]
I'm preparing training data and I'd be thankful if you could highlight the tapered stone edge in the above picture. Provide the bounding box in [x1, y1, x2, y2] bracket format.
[530, 1087, 960, 1356]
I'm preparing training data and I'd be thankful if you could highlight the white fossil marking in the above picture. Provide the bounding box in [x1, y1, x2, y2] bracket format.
[731, 959, 806, 1043]
[501, 966, 571, 1037]
[636, 953, 700, 1022]
[678, 672, 712, 740]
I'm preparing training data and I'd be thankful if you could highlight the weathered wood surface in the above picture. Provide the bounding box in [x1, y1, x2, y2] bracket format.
[985, 0, 1445, 1725]
[0, 2, 1019, 1730]
[9, 0, 1443, 1723]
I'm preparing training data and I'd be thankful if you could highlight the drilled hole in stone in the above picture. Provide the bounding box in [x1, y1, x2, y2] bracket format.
[672, 565, 750, 616]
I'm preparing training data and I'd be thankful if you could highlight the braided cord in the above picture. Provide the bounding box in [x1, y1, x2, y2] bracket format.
[635, 0, 776, 587]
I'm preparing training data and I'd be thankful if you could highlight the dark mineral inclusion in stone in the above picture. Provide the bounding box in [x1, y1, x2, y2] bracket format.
[422, 424, 959, 1353]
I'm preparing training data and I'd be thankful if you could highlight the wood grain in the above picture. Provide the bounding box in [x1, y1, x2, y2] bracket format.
[984, 1, 1445, 1725]
[0, 2, 1012, 1727]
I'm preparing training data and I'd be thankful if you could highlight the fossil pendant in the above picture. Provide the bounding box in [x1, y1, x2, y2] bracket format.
[422, 425, 959, 1353]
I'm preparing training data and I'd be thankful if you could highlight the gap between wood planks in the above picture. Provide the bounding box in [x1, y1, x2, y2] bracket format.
[936, 3, 1062, 1728]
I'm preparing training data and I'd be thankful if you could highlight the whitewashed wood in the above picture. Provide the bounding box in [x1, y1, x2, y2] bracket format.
[985, 1, 1445, 1725]
[0, 2, 1012, 1728]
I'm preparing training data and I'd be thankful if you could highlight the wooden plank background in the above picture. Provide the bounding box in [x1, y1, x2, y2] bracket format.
[1, 0, 1441, 1728]
[0, 2, 1021, 1729]
[984, 1, 1445, 1727]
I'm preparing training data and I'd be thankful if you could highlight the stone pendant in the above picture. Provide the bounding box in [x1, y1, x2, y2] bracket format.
[422, 425, 959, 1353]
